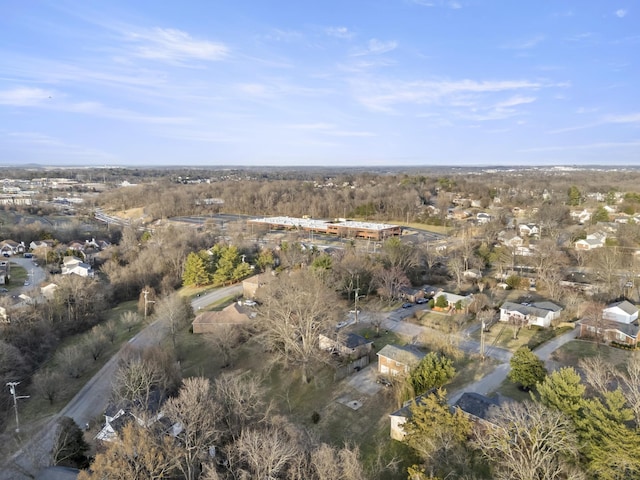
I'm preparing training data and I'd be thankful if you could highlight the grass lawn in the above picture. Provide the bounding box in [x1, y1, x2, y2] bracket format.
[494, 377, 534, 402]
[447, 355, 500, 393]
[7, 262, 29, 287]
[412, 310, 470, 333]
[177, 322, 415, 479]
[469, 323, 572, 352]
[551, 339, 632, 370]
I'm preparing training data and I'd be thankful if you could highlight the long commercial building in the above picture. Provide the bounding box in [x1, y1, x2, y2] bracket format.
[249, 216, 402, 241]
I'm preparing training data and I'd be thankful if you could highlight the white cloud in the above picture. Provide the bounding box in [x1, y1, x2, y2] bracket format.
[521, 141, 640, 153]
[353, 78, 547, 112]
[351, 39, 398, 56]
[127, 27, 228, 63]
[0, 87, 55, 106]
[264, 28, 303, 42]
[411, 0, 462, 8]
[603, 113, 640, 124]
[502, 35, 545, 50]
[5, 131, 118, 161]
[326, 26, 354, 39]
[494, 96, 536, 108]
[615, 9, 627, 18]
[549, 113, 640, 134]
[285, 123, 374, 137]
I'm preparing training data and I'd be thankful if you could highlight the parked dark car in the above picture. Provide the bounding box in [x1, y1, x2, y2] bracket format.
[401, 302, 413, 309]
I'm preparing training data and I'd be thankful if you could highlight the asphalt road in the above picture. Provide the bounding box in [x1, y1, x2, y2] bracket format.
[0, 284, 243, 479]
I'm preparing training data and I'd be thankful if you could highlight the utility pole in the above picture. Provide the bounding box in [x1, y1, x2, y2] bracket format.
[354, 275, 361, 324]
[143, 289, 155, 319]
[7, 382, 29, 433]
[480, 320, 486, 361]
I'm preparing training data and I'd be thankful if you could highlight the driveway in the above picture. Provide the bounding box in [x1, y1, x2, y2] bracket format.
[448, 327, 579, 405]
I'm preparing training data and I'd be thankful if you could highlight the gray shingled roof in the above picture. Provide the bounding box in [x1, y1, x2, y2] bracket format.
[377, 344, 425, 366]
[453, 392, 501, 420]
[606, 300, 638, 316]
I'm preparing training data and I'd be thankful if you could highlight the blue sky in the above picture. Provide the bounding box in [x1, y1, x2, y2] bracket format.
[0, 1, 638, 167]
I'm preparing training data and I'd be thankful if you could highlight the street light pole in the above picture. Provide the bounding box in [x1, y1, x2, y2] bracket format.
[7, 382, 29, 433]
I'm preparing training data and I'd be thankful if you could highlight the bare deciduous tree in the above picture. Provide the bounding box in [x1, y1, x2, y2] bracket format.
[229, 425, 300, 480]
[473, 401, 583, 480]
[579, 356, 614, 397]
[32, 368, 66, 405]
[374, 266, 410, 305]
[164, 377, 222, 480]
[77, 421, 180, 480]
[619, 353, 640, 424]
[203, 325, 243, 367]
[259, 270, 339, 383]
[155, 293, 192, 350]
[84, 327, 109, 361]
[214, 372, 270, 441]
[55, 344, 88, 379]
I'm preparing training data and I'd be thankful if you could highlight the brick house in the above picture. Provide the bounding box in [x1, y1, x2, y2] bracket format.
[377, 344, 425, 376]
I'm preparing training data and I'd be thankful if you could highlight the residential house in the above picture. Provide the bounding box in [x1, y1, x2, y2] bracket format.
[575, 232, 607, 250]
[241, 272, 276, 299]
[476, 212, 491, 224]
[192, 302, 254, 334]
[319, 332, 373, 358]
[497, 231, 524, 248]
[399, 286, 424, 303]
[453, 392, 504, 428]
[499, 301, 563, 328]
[377, 344, 425, 377]
[0, 240, 25, 256]
[570, 208, 592, 225]
[603, 300, 638, 324]
[40, 283, 58, 301]
[579, 318, 639, 347]
[61, 256, 92, 277]
[421, 284, 440, 298]
[463, 269, 482, 280]
[433, 291, 473, 312]
[518, 223, 539, 237]
[389, 392, 432, 441]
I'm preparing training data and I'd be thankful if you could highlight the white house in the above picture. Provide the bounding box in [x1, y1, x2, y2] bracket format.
[61, 256, 92, 277]
[518, 223, 539, 237]
[498, 231, 524, 248]
[575, 232, 607, 251]
[40, 282, 58, 301]
[499, 301, 563, 328]
[603, 300, 638, 325]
